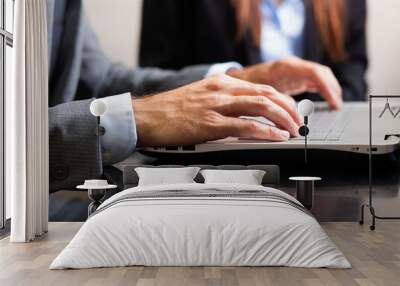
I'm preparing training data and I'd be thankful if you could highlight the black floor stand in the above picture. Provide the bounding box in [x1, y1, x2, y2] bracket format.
[359, 95, 400, 230]
[359, 204, 400, 231]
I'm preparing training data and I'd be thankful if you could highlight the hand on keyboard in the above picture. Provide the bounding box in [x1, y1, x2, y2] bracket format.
[228, 57, 343, 110]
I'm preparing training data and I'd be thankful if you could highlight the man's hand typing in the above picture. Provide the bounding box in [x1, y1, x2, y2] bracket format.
[133, 74, 302, 147]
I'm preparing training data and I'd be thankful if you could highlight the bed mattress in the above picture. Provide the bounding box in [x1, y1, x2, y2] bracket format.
[50, 183, 350, 269]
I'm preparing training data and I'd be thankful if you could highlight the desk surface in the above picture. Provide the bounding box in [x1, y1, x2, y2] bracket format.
[50, 149, 400, 222]
[115, 150, 400, 222]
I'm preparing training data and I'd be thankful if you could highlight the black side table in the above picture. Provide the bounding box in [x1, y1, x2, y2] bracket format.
[289, 177, 321, 210]
[77, 180, 117, 217]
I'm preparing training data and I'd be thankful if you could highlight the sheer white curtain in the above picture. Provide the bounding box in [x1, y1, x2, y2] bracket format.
[7, 0, 49, 242]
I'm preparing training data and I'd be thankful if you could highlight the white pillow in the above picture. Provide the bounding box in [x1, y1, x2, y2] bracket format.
[200, 169, 266, 185]
[135, 167, 201, 186]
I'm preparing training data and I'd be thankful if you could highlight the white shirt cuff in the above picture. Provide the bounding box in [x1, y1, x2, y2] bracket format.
[99, 93, 137, 165]
[206, 62, 243, 77]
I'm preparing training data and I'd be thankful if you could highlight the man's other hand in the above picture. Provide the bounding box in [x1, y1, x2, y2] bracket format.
[133, 74, 302, 147]
[228, 57, 343, 110]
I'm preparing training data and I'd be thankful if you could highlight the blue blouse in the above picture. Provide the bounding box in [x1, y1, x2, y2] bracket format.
[260, 0, 305, 61]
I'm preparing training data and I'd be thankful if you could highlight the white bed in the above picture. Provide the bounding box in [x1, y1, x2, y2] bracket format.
[50, 182, 350, 269]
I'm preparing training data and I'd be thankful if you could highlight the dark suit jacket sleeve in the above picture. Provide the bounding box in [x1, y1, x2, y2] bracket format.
[138, 0, 246, 69]
[78, 15, 209, 99]
[331, 0, 368, 101]
[49, 99, 102, 192]
[139, 0, 184, 69]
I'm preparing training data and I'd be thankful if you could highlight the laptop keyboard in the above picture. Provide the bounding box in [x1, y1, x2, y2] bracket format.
[291, 105, 353, 141]
[240, 105, 353, 142]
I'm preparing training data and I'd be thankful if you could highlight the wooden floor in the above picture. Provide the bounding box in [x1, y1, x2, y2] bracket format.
[1, 222, 400, 286]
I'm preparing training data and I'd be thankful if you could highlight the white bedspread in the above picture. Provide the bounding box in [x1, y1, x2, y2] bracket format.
[50, 183, 350, 269]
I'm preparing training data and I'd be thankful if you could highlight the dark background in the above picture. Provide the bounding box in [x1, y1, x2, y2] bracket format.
[49, 149, 400, 223]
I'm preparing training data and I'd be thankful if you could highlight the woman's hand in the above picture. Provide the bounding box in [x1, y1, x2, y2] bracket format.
[228, 57, 343, 110]
[133, 74, 302, 147]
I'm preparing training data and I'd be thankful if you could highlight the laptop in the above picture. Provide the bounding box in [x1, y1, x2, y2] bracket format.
[141, 101, 400, 155]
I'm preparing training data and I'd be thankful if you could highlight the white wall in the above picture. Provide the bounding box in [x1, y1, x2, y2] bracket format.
[367, 0, 400, 93]
[84, 0, 142, 67]
[85, 0, 400, 94]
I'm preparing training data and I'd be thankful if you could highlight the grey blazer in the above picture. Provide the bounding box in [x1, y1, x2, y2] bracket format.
[47, 0, 209, 191]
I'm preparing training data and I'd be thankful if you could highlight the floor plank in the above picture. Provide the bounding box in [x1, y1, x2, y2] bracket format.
[0, 222, 399, 286]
